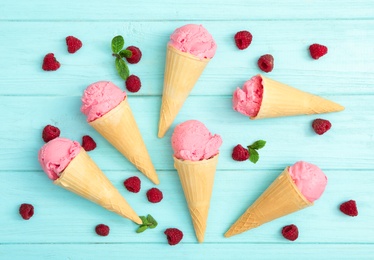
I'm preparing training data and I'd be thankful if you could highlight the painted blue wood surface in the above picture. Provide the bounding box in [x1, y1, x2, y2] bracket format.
[1, 1, 374, 259]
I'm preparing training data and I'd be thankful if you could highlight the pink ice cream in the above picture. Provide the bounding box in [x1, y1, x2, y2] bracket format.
[289, 161, 328, 202]
[171, 120, 222, 161]
[169, 24, 217, 60]
[38, 137, 81, 180]
[81, 81, 127, 122]
[232, 75, 263, 117]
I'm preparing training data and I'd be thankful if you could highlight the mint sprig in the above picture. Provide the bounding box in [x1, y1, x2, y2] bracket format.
[111, 35, 130, 80]
[247, 140, 266, 164]
[136, 214, 158, 233]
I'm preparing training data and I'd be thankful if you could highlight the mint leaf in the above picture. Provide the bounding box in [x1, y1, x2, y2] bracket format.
[147, 214, 158, 229]
[249, 140, 266, 150]
[119, 49, 133, 58]
[140, 216, 148, 225]
[115, 58, 129, 80]
[111, 35, 124, 53]
[248, 148, 259, 164]
[136, 225, 148, 233]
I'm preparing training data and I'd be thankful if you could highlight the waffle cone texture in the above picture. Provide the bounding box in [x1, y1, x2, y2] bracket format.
[224, 167, 312, 238]
[89, 99, 159, 185]
[54, 149, 142, 224]
[173, 154, 219, 243]
[158, 45, 210, 138]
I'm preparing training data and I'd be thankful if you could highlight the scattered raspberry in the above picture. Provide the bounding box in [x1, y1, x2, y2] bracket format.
[164, 228, 183, 245]
[312, 118, 331, 135]
[19, 203, 34, 220]
[146, 188, 163, 203]
[125, 75, 142, 93]
[309, 43, 328, 60]
[125, 46, 142, 64]
[234, 30, 253, 50]
[232, 144, 249, 161]
[42, 53, 60, 71]
[42, 125, 61, 142]
[281, 224, 299, 241]
[66, 36, 83, 54]
[340, 200, 358, 217]
[82, 135, 97, 151]
[257, 54, 274, 73]
[124, 176, 141, 193]
[95, 224, 110, 236]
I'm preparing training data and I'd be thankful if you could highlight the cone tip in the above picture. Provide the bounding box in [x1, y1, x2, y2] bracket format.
[131, 215, 143, 225]
[157, 125, 166, 138]
[196, 233, 205, 243]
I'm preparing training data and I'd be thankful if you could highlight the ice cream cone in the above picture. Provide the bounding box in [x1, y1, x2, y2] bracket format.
[89, 98, 159, 185]
[54, 149, 142, 224]
[158, 45, 210, 138]
[224, 167, 312, 238]
[173, 154, 219, 243]
[251, 75, 344, 119]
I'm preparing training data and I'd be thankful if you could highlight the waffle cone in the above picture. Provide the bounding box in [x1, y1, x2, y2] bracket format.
[158, 45, 210, 138]
[173, 154, 219, 243]
[224, 167, 312, 238]
[54, 149, 142, 224]
[89, 99, 159, 185]
[251, 75, 344, 119]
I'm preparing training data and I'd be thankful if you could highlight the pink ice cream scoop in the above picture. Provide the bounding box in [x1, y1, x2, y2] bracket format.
[289, 161, 328, 202]
[38, 137, 81, 180]
[169, 24, 217, 60]
[171, 120, 222, 161]
[232, 75, 263, 117]
[81, 81, 127, 122]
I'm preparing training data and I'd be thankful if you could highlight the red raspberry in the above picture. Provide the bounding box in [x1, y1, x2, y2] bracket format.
[234, 30, 253, 50]
[312, 118, 331, 135]
[82, 135, 97, 151]
[125, 75, 142, 93]
[125, 46, 142, 64]
[309, 43, 328, 60]
[95, 224, 110, 236]
[281, 224, 299, 241]
[164, 228, 183, 245]
[42, 53, 60, 71]
[66, 36, 83, 54]
[19, 203, 34, 220]
[42, 125, 61, 142]
[124, 176, 141, 193]
[339, 200, 358, 217]
[146, 188, 163, 203]
[232, 144, 249, 161]
[257, 54, 274, 73]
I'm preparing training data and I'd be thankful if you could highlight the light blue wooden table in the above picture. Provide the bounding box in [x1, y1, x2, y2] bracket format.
[1, 1, 373, 259]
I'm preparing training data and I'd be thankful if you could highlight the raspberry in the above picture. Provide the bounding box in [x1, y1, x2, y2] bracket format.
[125, 75, 142, 93]
[124, 176, 141, 193]
[234, 30, 253, 50]
[257, 54, 274, 73]
[95, 224, 110, 236]
[340, 200, 358, 217]
[309, 43, 328, 60]
[312, 118, 331, 135]
[281, 224, 299, 241]
[82, 135, 97, 151]
[164, 228, 183, 245]
[232, 144, 249, 161]
[146, 188, 163, 203]
[19, 203, 34, 220]
[42, 53, 60, 71]
[125, 46, 142, 64]
[66, 36, 82, 54]
[42, 125, 61, 142]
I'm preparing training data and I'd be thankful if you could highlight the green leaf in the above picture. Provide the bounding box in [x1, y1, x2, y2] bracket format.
[140, 216, 148, 225]
[119, 49, 133, 58]
[115, 58, 130, 80]
[136, 225, 148, 233]
[249, 140, 266, 150]
[147, 214, 158, 228]
[248, 148, 259, 164]
[111, 35, 124, 53]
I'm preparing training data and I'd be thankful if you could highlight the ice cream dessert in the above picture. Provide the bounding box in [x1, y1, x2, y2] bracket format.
[81, 81, 159, 185]
[232, 74, 344, 119]
[171, 120, 222, 243]
[38, 137, 142, 224]
[224, 161, 327, 238]
[158, 24, 217, 138]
